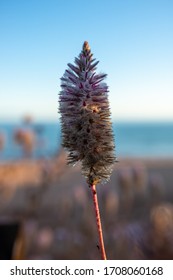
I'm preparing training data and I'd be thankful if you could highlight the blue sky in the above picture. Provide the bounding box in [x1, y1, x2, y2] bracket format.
[0, 0, 173, 121]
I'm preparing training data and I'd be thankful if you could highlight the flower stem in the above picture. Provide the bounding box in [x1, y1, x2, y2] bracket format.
[90, 184, 107, 260]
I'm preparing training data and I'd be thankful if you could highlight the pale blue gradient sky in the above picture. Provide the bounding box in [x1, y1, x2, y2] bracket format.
[0, 0, 173, 121]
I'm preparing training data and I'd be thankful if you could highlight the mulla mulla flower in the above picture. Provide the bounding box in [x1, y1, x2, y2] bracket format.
[59, 41, 115, 185]
[59, 41, 116, 260]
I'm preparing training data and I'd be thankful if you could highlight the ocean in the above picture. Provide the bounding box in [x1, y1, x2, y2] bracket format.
[0, 122, 173, 161]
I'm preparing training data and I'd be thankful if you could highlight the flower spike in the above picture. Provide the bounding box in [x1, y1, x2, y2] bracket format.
[59, 41, 115, 185]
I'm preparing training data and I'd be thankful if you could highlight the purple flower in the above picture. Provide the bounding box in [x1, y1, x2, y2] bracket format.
[59, 41, 115, 184]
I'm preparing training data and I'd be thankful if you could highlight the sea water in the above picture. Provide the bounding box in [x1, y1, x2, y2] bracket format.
[0, 122, 173, 161]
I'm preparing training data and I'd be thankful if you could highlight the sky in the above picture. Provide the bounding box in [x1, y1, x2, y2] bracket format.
[0, 0, 173, 122]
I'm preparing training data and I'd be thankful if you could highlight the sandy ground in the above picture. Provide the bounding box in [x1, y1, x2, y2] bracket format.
[0, 151, 173, 259]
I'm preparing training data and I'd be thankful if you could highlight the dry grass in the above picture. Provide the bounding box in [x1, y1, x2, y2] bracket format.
[0, 152, 173, 259]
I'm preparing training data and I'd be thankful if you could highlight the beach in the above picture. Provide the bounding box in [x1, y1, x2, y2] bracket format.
[0, 151, 173, 259]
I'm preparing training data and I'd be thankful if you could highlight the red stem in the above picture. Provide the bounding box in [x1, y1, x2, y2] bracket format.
[90, 184, 107, 260]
